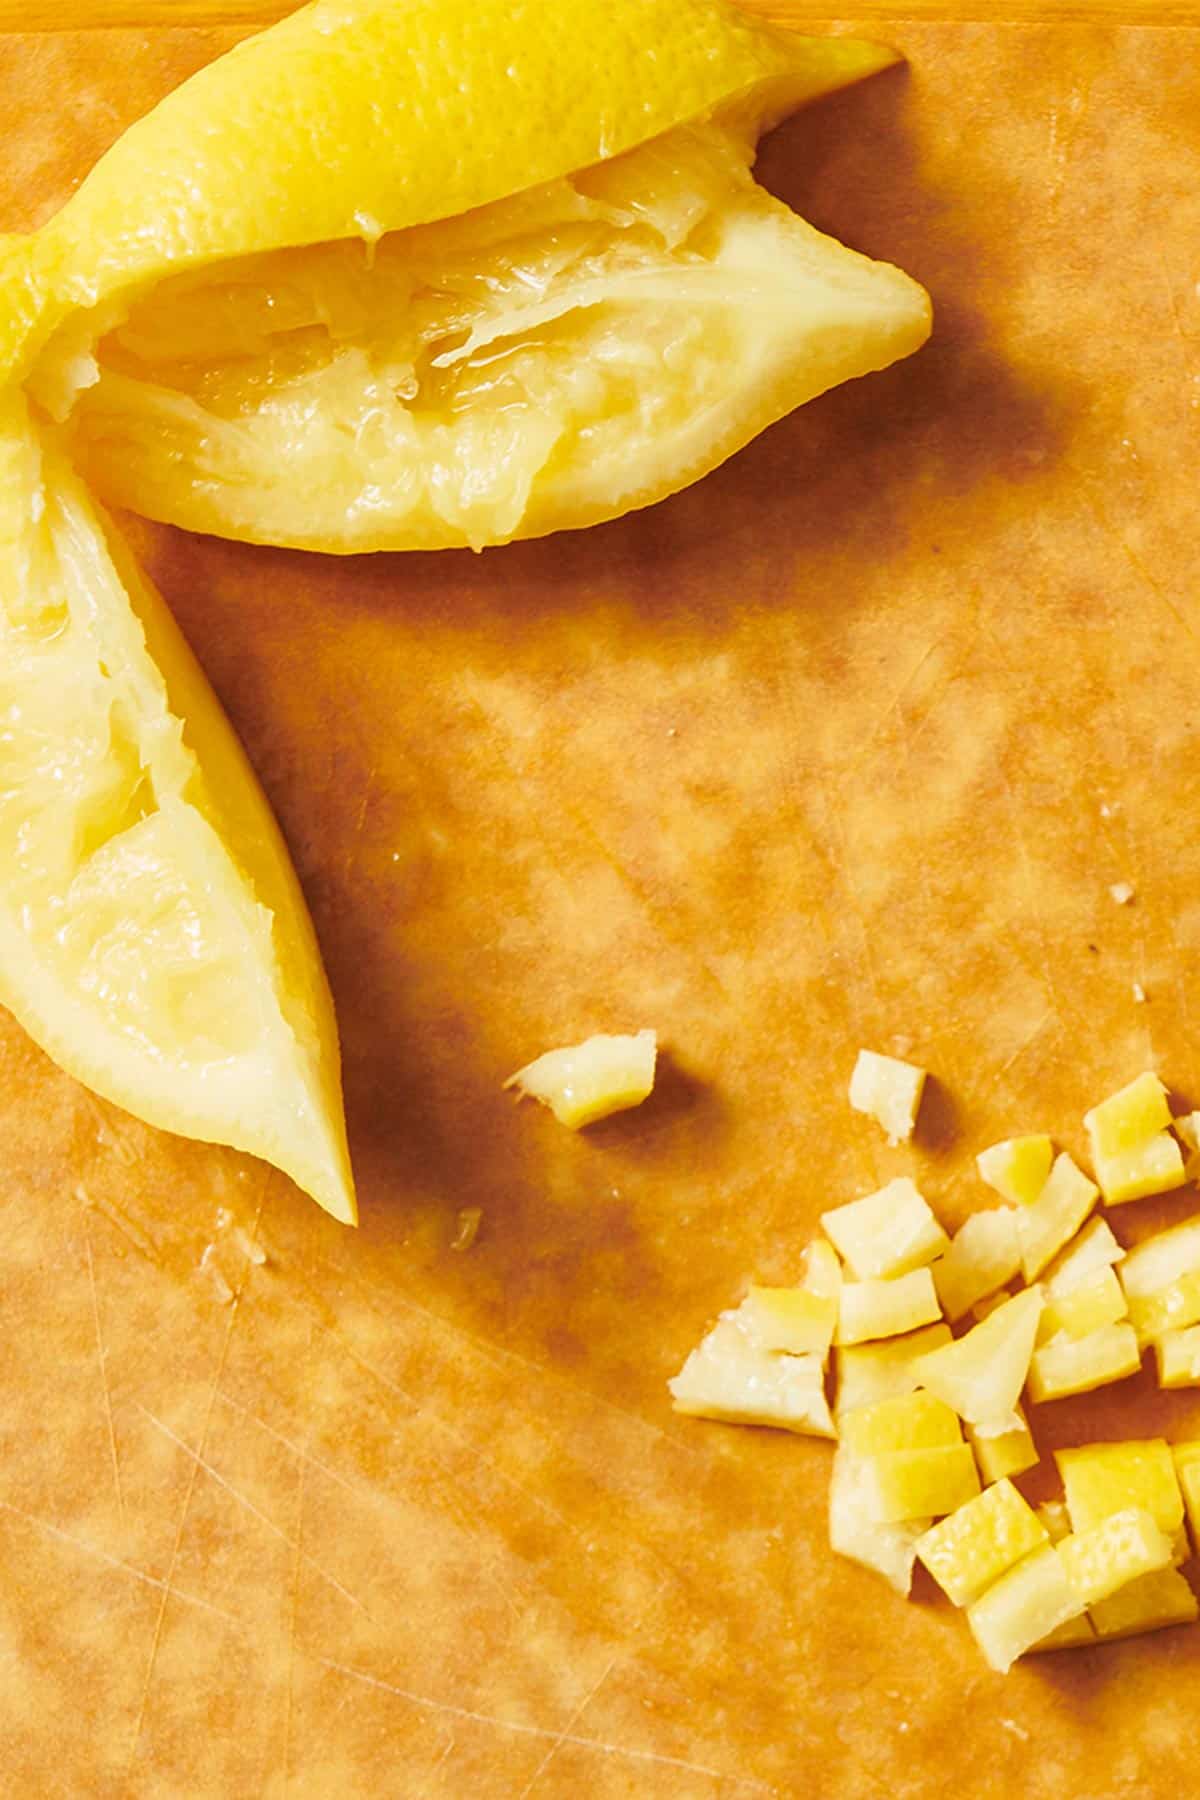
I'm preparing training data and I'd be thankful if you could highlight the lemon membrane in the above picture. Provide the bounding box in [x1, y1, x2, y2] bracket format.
[53, 123, 930, 553]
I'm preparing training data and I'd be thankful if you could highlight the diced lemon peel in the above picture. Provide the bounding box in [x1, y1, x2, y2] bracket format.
[848, 1048, 927, 1143]
[506, 1028, 657, 1128]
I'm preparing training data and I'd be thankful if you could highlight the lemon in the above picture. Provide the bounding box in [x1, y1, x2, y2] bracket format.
[8, 0, 927, 552]
[0, 388, 355, 1222]
[0, 0, 927, 1218]
[63, 121, 930, 553]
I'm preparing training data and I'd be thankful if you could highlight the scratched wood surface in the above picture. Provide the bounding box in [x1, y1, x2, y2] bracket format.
[2, 10, 1200, 1799]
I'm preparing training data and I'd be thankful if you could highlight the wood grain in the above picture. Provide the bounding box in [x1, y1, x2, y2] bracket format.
[0, 0, 1193, 32]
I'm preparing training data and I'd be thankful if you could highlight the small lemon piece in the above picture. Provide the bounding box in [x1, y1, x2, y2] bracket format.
[821, 1177, 948, 1281]
[847, 1048, 927, 1142]
[966, 1545, 1085, 1674]
[835, 1270, 942, 1347]
[916, 1478, 1047, 1608]
[668, 1315, 834, 1437]
[506, 1028, 656, 1129]
[976, 1135, 1054, 1208]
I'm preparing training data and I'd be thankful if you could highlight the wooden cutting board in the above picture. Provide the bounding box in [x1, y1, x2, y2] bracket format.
[3, 6, 1199, 1795]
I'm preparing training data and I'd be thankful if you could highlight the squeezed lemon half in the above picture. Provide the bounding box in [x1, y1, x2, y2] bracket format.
[56, 122, 929, 553]
[0, 389, 356, 1220]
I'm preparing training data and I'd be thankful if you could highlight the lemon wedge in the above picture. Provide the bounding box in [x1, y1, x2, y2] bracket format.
[7, 0, 928, 552]
[0, 389, 354, 1222]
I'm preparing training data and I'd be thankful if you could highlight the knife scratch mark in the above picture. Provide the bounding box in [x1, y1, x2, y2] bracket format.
[126, 1179, 266, 1773]
[216, 1394, 381, 1506]
[280, 1450, 305, 1788]
[346, 1273, 704, 1456]
[994, 1009, 1056, 1080]
[993, 758, 1066, 1023]
[840, 634, 952, 780]
[0, 1497, 238, 1628]
[1155, 239, 1197, 351]
[82, 1211, 124, 1521]
[340, 1339, 581, 1542]
[310, 1655, 774, 1791]
[1109, 521, 1199, 646]
[515, 1657, 618, 1799]
[218, 1393, 532, 1629]
[75, 1179, 159, 1265]
[352, 765, 377, 840]
[138, 1406, 369, 1616]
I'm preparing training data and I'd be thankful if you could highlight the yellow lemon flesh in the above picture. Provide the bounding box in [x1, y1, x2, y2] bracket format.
[0, 389, 355, 1222]
[10, 0, 928, 554]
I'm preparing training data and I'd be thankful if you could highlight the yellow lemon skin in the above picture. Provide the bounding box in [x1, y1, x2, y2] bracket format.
[1, 0, 898, 385]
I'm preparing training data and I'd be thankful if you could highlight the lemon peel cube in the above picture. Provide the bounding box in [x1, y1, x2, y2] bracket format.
[1153, 1325, 1200, 1388]
[1084, 1071, 1170, 1160]
[1017, 1154, 1099, 1283]
[1036, 1500, 1073, 1544]
[931, 1207, 1021, 1322]
[1056, 1439, 1184, 1538]
[836, 1270, 942, 1347]
[839, 1391, 962, 1458]
[828, 1446, 929, 1594]
[740, 1240, 842, 1356]
[1088, 1566, 1198, 1640]
[1118, 1215, 1200, 1344]
[833, 1322, 953, 1417]
[915, 1478, 1047, 1608]
[1119, 1215, 1200, 1300]
[741, 1285, 838, 1357]
[1171, 1443, 1200, 1551]
[506, 1029, 656, 1128]
[976, 1136, 1054, 1208]
[668, 1317, 834, 1436]
[1092, 1132, 1186, 1207]
[1058, 1507, 1174, 1607]
[1043, 1217, 1126, 1299]
[967, 1407, 1038, 1485]
[847, 1049, 927, 1143]
[1036, 1266, 1128, 1346]
[1027, 1323, 1141, 1403]
[820, 1177, 948, 1282]
[1030, 1612, 1098, 1652]
[1127, 1272, 1200, 1346]
[912, 1286, 1043, 1433]
[966, 1545, 1085, 1674]
[861, 1445, 981, 1524]
[1175, 1111, 1200, 1179]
